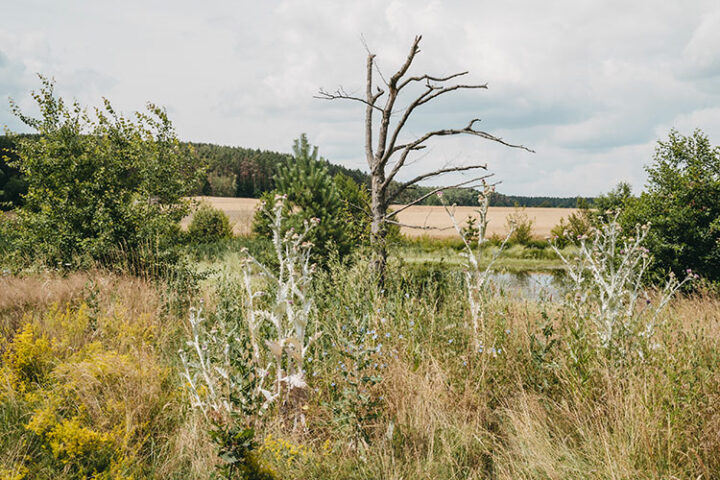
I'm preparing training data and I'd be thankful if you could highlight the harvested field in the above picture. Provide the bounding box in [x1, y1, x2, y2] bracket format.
[391, 205, 578, 238]
[184, 196, 577, 238]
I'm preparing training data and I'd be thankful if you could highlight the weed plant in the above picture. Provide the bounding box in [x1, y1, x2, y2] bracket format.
[1, 214, 719, 479]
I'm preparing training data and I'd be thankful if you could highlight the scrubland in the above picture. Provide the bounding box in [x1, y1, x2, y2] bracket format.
[1, 257, 719, 479]
[4, 77, 718, 480]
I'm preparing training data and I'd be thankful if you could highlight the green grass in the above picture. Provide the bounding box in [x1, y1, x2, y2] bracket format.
[391, 242, 574, 272]
[184, 233, 573, 274]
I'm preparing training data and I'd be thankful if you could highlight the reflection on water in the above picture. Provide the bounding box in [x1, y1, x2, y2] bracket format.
[484, 271, 567, 302]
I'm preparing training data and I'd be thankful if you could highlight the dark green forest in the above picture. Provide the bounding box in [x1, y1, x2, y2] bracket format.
[1, 136, 591, 209]
[0, 136, 28, 208]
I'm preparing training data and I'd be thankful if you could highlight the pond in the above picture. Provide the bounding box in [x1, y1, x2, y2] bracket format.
[484, 270, 568, 302]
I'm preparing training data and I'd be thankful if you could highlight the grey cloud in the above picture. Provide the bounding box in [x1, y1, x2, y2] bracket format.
[2, 0, 720, 196]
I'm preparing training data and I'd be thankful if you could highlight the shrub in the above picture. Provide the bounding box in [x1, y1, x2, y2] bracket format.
[506, 208, 534, 245]
[6, 76, 204, 268]
[592, 182, 633, 223]
[188, 202, 233, 243]
[206, 171, 238, 197]
[597, 130, 720, 284]
[550, 209, 593, 248]
[253, 134, 365, 262]
[0, 135, 27, 210]
[461, 217, 480, 244]
[333, 172, 372, 246]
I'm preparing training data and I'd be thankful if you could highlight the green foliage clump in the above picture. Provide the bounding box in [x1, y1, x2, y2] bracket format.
[333, 172, 371, 246]
[188, 202, 233, 244]
[461, 217, 480, 244]
[506, 208, 534, 245]
[600, 130, 720, 283]
[210, 426, 275, 480]
[5, 76, 203, 268]
[206, 171, 238, 197]
[0, 136, 28, 210]
[550, 205, 593, 248]
[593, 181, 634, 223]
[253, 134, 369, 261]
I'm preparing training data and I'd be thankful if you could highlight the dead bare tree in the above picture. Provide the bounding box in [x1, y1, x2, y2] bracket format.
[316, 35, 532, 274]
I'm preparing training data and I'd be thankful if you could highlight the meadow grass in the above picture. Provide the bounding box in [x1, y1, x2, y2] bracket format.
[1, 258, 718, 479]
[391, 241, 571, 272]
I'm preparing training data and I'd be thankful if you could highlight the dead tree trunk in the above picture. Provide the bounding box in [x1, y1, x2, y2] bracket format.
[317, 35, 532, 276]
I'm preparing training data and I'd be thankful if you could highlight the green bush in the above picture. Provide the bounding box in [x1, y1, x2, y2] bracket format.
[188, 203, 233, 244]
[6, 76, 204, 269]
[0, 135, 28, 210]
[506, 208, 534, 245]
[550, 209, 593, 248]
[600, 130, 720, 284]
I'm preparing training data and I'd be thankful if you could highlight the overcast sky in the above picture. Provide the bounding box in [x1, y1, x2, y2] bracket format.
[2, 0, 720, 196]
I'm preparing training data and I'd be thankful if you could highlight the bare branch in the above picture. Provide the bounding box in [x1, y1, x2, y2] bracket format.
[386, 173, 494, 219]
[359, 33, 372, 56]
[386, 163, 488, 201]
[397, 71, 469, 90]
[374, 35, 423, 164]
[346, 196, 372, 217]
[391, 118, 535, 159]
[383, 81, 488, 158]
[385, 219, 456, 231]
[383, 84, 439, 158]
[389, 35, 422, 87]
[417, 83, 488, 107]
[314, 87, 384, 112]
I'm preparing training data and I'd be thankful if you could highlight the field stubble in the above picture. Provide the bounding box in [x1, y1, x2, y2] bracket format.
[183, 196, 577, 238]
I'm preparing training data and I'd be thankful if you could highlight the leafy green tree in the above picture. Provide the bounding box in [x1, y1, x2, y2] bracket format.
[206, 171, 237, 197]
[506, 207, 535, 245]
[592, 182, 634, 223]
[7, 76, 203, 266]
[608, 130, 720, 283]
[253, 134, 367, 261]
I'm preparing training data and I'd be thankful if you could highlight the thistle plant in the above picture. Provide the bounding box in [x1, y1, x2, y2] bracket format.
[550, 212, 695, 354]
[442, 182, 515, 349]
[242, 195, 321, 424]
[180, 305, 254, 425]
[180, 195, 321, 433]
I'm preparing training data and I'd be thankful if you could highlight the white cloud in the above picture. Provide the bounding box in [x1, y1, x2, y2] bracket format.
[684, 10, 720, 78]
[1, 0, 719, 196]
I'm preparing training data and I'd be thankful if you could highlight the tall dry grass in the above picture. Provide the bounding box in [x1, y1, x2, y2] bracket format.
[1, 264, 719, 479]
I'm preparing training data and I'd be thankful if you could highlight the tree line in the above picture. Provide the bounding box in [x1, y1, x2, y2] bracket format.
[192, 142, 592, 207]
[1, 136, 591, 210]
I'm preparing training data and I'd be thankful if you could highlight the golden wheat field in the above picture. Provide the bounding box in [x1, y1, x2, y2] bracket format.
[185, 196, 578, 238]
